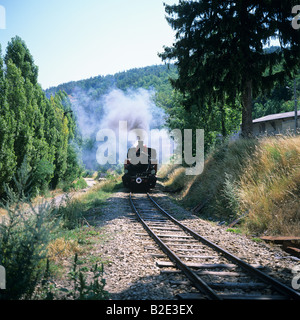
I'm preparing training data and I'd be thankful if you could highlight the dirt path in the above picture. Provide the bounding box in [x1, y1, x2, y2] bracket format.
[46, 178, 98, 208]
[0, 178, 98, 220]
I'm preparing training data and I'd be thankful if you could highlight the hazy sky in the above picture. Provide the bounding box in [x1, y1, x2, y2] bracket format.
[0, 0, 179, 89]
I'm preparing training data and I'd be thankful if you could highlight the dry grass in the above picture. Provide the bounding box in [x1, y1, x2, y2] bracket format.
[163, 167, 190, 190]
[47, 238, 82, 263]
[159, 135, 300, 236]
[238, 135, 300, 236]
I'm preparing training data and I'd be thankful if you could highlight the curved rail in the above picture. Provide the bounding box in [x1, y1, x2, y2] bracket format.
[130, 192, 220, 299]
[129, 192, 300, 300]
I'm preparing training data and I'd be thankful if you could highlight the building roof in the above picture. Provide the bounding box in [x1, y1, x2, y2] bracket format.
[253, 110, 300, 123]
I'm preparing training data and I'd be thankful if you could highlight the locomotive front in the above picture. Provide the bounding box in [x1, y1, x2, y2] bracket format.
[122, 140, 157, 191]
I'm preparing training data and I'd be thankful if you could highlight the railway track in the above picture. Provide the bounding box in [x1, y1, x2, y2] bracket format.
[129, 192, 300, 300]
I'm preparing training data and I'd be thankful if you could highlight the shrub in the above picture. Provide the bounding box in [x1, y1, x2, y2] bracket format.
[74, 177, 88, 190]
[0, 183, 57, 300]
[32, 158, 55, 196]
[55, 194, 84, 230]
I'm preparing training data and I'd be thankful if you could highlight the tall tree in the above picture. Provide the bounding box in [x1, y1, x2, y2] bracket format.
[160, 0, 300, 136]
[5, 36, 38, 85]
[0, 37, 81, 197]
[0, 47, 17, 194]
[5, 60, 32, 168]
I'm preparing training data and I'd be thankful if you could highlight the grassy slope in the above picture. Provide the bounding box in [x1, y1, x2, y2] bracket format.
[158, 135, 300, 236]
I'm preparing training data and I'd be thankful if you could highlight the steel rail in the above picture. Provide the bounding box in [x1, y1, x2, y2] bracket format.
[147, 193, 300, 300]
[129, 193, 221, 300]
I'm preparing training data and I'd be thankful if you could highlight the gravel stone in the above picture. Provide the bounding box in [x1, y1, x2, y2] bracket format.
[93, 190, 300, 300]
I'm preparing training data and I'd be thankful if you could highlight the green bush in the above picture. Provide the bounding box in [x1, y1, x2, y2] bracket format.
[0, 184, 57, 300]
[74, 177, 88, 190]
[32, 158, 55, 196]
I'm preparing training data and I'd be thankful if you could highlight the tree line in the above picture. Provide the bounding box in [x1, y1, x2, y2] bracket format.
[45, 64, 179, 170]
[159, 0, 300, 139]
[45, 64, 178, 98]
[0, 36, 82, 198]
[46, 60, 299, 157]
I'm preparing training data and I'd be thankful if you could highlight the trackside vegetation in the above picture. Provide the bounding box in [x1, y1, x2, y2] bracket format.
[0, 169, 120, 300]
[159, 135, 300, 237]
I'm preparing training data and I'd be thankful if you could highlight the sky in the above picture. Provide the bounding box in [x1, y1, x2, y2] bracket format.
[0, 0, 179, 89]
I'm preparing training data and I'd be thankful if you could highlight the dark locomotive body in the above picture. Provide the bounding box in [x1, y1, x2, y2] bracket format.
[122, 143, 157, 191]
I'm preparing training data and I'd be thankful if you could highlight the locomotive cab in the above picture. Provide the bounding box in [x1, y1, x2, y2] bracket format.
[122, 141, 157, 191]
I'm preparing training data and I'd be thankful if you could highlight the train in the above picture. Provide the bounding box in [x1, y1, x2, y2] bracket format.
[122, 141, 157, 191]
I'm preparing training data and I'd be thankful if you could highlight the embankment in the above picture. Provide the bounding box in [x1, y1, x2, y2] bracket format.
[158, 135, 300, 237]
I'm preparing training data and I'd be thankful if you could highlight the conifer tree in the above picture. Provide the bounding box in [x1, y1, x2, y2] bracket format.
[5, 36, 38, 85]
[0, 37, 80, 196]
[5, 60, 34, 169]
[160, 0, 300, 136]
[0, 47, 17, 194]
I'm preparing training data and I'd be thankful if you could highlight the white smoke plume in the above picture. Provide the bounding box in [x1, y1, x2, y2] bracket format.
[71, 87, 173, 169]
[100, 88, 173, 165]
[100, 88, 166, 140]
[71, 87, 103, 139]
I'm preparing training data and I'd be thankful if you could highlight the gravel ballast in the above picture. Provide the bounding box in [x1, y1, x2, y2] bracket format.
[93, 190, 300, 300]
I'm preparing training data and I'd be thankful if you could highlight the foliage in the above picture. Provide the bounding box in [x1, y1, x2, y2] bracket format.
[164, 91, 242, 152]
[160, 135, 300, 236]
[159, 138, 258, 217]
[159, 1, 300, 136]
[36, 253, 109, 300]
[0, 162, 119, 300]
[44, 54, 298, 156]
[45, 64, 178, 99]
[54, 194, 85, 230]
[0, 169, 57, 300]
[45, 64, 180, 169]
[0, 37, 81, 198]
[53, 175, 121, 230]
[222, 173, 240, 216]
[253, 73, 300, 120]
[44, 54, 298, 158]
[73, 177, 88, 190]
[226, 228, 242, 235]
[5, 36, 38, 85]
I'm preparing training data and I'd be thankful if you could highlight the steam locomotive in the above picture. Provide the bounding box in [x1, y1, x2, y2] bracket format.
[122, 141, 157, 191]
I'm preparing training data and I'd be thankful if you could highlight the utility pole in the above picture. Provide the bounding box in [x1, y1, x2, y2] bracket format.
[294, 79, 298, 133]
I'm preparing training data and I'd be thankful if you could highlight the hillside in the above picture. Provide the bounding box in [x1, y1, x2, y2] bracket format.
[159, 135, 300, 237]
[45, 64, 179, 170]
[45, 64, 177, 102]
[45, 61, 299, 160]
